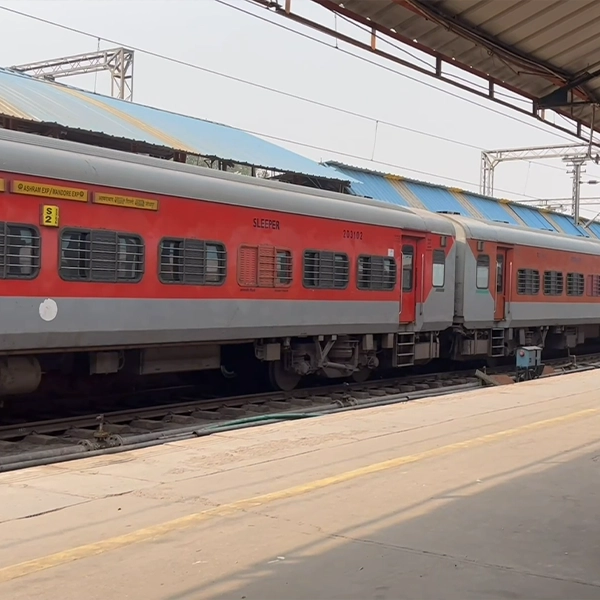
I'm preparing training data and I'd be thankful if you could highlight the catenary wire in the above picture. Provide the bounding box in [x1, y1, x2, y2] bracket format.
[1, 1, 574, 169]
[230, 0, 582, 145]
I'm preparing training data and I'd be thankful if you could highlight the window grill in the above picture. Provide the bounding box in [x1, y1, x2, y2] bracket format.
[0, 222, 41, 279]
[159, 238, 226, 285]
[566, 272, 585, 296]
[60, 229, 143, 282]
[543, 271, 563, 296]
[303, 250, 349, 289]
[357, 255, 396, 290]
[276, 250, 292, 285]
[517, 269, 540, 295]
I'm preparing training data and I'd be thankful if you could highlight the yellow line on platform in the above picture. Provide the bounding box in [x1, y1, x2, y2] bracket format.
[0, 406, 598, 584]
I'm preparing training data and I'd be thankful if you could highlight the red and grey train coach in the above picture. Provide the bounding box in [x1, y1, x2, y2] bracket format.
[0, 129, 599, 398]
[0, 129, 454, 396]
[442, 214, 600, 360]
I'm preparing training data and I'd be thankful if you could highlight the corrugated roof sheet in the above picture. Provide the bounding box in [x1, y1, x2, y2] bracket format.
[510, 205, 556, 232]
[547, 212, 589, 238]
[586, 222, 600, 239]
[324, 0, 600, 141]
[0, 68, 345, 181]
[328, 164, 409, 206]
[461, 193, 519, 225]
[405, 181, 472, 217]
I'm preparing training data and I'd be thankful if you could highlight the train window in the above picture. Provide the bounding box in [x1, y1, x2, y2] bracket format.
[357, 255, 397, 291]
[117, 235, 144, 281]
[206, 243, 225, 284]
[159, 238, 226, 285]
[566, 273, 585, 296]
[237, 245, 292, 287]
[276, 250, 292, 285]
[543, 271, 563, 296]
[587, 274, 600, 297]
[432, 249, 445, 288]
[0, 222, 41, 280]
[476, 255, 490, 289]
[60, 228, 143, 282]
[516, 269, 540, 295]
[496, 255, 504, 293]
[60, 230, 90, 280]
[303, 250, 349, 289]
[402, 245, 414, 292]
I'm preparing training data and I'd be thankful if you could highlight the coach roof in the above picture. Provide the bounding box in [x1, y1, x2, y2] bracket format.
[448, 213, 600, 256]
[0, 128, 455, 236]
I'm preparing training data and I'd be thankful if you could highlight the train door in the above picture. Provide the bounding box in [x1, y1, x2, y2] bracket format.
[494, 247, 509, 321]
[399, 239, 418, 324]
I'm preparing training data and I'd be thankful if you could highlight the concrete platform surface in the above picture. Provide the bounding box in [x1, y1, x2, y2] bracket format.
[1, 371, 600, 599]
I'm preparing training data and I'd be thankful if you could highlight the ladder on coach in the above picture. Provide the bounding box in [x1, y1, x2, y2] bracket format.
[490, 328, 505, 357]
[395, 332, 415, 367]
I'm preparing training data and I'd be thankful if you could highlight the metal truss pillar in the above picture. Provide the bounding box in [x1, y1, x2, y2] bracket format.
[479, 143, 600, 225]
[479, 144, 597, 197]
[564, 156, 587, 225]
[12, 47, 134, 101]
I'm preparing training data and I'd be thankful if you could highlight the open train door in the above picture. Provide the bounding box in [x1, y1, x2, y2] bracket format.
[494, 247, 511, 321]
[399, 237, 420, 324]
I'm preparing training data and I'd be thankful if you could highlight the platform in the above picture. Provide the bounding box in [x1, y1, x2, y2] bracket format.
[1, 370, 600, 599]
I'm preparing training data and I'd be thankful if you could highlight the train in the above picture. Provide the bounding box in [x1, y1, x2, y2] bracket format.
[0, 128, 599, 398]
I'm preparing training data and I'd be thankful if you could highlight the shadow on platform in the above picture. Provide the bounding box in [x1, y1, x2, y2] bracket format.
[166, 440, 600, 600]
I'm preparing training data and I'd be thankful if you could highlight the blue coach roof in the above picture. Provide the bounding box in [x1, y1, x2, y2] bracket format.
[330, 163, 409, 206]
[327, 162, 599, 240]
[0, 67, 346, 182]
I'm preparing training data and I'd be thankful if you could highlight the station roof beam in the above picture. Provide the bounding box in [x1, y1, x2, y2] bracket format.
[253, 0, 600, 145]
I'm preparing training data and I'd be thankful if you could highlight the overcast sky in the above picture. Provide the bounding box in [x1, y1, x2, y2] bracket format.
[1, 0, 599, 217]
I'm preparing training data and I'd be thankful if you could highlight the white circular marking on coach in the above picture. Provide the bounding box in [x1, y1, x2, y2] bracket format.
[39, 298, 58, 322]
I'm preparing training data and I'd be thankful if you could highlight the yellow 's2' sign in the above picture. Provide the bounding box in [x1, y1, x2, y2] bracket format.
[41, 205, 59, 227]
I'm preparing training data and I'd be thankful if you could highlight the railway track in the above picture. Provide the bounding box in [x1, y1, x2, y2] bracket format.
[1, 353, 599, 473]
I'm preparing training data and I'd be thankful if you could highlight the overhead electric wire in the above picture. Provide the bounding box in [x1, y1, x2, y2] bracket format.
[224, 125, 537, 197]
[1, 3, 570, 166]
[0, 2, 574, 198]
[217, 0, 579, 177]
[228, 0, 579, 144]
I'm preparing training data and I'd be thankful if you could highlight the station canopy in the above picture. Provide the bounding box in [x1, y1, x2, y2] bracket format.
[271, 0, 600, 144]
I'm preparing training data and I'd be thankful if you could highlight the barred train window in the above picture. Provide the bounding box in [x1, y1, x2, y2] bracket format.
[566, 272, 585, 296]
[0, 222, 41, 279]
[476, 255, 489, 290]
[517, 269, 540, 295]
[432, 249, 445, 288]
[159, 238, 226, 285]
[543, 271, 563, 296]
[237, 245, 292, 287]
[357, 255, 396, 290]
[276, 250, 292, 285]
[303, 250, 349, 289]
[60, 229, 143, 282]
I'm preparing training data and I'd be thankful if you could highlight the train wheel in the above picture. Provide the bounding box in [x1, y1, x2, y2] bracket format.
[268, 361, 301, 391]
[351, 367, 372, 383]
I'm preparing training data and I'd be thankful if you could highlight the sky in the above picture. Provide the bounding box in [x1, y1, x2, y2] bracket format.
[1, 0, 600, 217]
